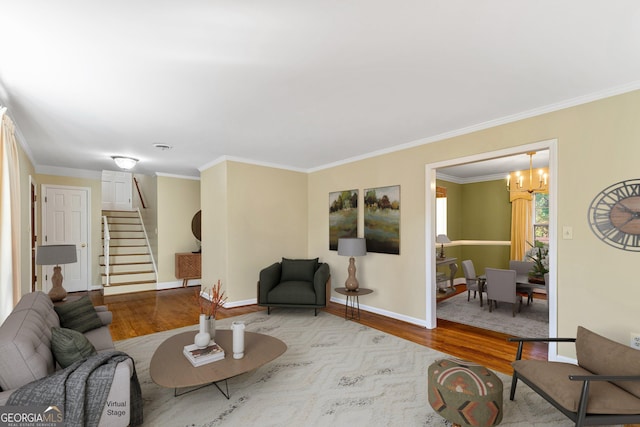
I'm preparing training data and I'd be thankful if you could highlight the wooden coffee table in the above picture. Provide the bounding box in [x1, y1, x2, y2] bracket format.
[150, 329, 286, 398]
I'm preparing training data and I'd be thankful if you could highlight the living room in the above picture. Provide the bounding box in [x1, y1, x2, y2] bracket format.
[2, 2, 640, 425]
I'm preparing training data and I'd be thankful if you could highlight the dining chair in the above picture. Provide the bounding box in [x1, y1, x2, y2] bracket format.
[509, 260, 535, 305]
[461, 260, 485, 307]
[485, 268, 522, 317]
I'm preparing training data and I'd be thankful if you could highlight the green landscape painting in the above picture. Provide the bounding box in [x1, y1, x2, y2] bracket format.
[364, 185, 400, 255]
[329, 189, 358, 250]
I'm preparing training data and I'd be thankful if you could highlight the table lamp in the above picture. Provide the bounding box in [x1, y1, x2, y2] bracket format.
[36, 244, 77, 302]
[337, 238, 367, 291]
[436, 234, 451, 259]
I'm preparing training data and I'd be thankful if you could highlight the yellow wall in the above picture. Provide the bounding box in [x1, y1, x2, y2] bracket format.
[200, 162, 228, 295]
[156, 176, 200, 282]
[200, 161, 308, 302]
[308, 89, 640, 357]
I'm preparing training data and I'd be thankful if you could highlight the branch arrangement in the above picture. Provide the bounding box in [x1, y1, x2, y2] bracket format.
[195, 279, 228, 319]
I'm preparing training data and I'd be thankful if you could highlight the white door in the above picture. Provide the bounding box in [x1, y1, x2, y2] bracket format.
[42, 185, 89, 293]
[101, 170, 133, 210]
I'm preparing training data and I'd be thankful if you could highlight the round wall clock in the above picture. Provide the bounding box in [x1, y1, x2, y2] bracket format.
[588, 178, 640, 251]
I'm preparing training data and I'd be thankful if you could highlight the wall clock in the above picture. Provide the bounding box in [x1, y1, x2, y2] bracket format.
[588, 178, 640, 251]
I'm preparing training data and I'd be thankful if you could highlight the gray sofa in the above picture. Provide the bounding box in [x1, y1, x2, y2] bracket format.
[0, 291, 135, 426]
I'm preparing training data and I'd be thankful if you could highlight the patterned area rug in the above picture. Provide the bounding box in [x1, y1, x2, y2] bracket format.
[115, 310, 569, 426]
[437, 291, 549, 338]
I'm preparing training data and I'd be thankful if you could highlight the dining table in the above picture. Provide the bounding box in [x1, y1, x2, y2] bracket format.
[515, 274, 546, 304]
[478, 273, 546, 305]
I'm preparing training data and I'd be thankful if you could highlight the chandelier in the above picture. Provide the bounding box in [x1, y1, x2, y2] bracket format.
[506, 152, 548, 194]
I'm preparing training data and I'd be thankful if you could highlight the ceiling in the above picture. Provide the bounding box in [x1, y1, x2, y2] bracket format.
[2, 1, 640, 179]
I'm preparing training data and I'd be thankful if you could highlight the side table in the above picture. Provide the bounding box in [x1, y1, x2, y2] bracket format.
[334, 287, 373, 320]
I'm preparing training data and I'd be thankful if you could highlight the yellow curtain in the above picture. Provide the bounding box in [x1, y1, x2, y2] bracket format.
[509, 192, 533, 261]
[0, 109, 22, 323]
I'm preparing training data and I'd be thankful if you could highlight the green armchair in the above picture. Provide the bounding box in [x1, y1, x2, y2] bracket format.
[257, 258, 331, 316]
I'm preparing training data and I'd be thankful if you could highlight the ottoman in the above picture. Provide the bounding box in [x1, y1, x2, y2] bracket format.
[428, 358, 503, 426]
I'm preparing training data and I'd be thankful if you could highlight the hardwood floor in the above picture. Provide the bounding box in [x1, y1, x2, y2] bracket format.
[85, 285, 548, 376]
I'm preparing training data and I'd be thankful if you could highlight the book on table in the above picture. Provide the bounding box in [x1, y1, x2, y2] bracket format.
[183, 340, 225, 366]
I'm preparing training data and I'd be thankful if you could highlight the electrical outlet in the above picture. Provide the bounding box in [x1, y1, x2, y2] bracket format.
[630, 333, 640, 350]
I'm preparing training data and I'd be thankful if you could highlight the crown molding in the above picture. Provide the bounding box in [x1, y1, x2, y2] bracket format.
[199, 155, 307, 173]
[310, 81, 640, 173]
[155, 172, 200, 181]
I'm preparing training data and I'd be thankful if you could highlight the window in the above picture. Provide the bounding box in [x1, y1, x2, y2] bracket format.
[533, 193, 549, 244]
[436, 186, 447, 235]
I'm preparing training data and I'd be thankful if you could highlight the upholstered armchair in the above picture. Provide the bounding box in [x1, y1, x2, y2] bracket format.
[257, 258, 331, 316]
[485, 267, 522, 317]
[461, 259, 486, 306]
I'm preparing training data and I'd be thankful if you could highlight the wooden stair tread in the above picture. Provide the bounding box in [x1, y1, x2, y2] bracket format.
[102, 270, 154, 276]
[104, 279, 157, 286]
[101, 253, 150, 257]
[100, 262, 152, 266]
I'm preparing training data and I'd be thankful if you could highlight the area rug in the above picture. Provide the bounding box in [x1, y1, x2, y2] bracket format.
[437, 291, 549, 338]
[115, 310, 569, 426]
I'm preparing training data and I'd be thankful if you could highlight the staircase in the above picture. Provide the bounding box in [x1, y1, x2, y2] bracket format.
[101, 210, 157, 295]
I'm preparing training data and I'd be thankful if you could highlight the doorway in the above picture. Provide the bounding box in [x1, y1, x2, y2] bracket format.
[424, 140, 557, 345]
[41, 185, 90, 293]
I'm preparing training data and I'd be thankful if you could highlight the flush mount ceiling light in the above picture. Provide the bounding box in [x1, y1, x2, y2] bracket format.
[111, 156, 138, 170]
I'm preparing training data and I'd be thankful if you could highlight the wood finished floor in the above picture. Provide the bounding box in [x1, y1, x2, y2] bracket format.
[85, 285, 548, 375]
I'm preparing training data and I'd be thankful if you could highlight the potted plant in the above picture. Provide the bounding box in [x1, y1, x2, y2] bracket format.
[524, 241, 549, 284]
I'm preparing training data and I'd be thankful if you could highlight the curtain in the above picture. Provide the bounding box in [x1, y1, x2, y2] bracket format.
[0, 109, 22, 323]
[509, 192, 532, 261]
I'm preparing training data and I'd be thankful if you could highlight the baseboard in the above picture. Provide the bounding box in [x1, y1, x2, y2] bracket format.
[156, 280, 201, 290]
[330, 296, 428, 328]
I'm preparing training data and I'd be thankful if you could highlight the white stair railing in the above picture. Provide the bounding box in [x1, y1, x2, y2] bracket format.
[103, 215, 110, 287]
[136, 208, 158, 281]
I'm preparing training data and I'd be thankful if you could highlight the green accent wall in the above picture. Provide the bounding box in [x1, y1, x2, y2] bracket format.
[437, 178, 512, 278]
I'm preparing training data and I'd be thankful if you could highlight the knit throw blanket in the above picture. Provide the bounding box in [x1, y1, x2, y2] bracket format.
[8, 351, 143, 427]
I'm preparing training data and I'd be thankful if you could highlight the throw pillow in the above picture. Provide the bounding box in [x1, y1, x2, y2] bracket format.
[281, 258, 318, 282]
[51, 326, 97, 368]
[54, 296, 103, 333]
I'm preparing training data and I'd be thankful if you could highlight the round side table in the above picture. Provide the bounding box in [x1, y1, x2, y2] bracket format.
[334, 287, 373, 320]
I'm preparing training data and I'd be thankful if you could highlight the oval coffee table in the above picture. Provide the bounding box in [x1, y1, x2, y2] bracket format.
[150, 329, 286, 399]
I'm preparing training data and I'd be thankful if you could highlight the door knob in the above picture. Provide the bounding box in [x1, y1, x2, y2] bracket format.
[81, 243, 86, 248]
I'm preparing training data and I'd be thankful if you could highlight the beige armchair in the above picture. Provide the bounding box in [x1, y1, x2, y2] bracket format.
[509, 326, 640, 426]
[485, 268, 522, 317]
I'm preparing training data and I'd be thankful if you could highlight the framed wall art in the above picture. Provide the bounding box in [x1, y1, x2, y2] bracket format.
[364, 185, 400, 255]
[329, 189, 358, 250]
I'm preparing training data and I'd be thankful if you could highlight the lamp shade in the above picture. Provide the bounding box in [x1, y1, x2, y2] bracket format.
[337, 238, 367, 257]
[435, 234, 451, 244]
[36, 245, 77, 266]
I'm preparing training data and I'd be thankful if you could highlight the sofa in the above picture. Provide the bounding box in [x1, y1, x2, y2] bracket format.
[509, 326, 640, 426]
[257, 258, 331, 315]
[0, 292, 139, 426]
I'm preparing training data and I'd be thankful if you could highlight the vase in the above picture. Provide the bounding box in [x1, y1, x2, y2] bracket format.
[232, 321, 245, 359]
[207, 316, 216, 340]
[194, 314, 211, 348]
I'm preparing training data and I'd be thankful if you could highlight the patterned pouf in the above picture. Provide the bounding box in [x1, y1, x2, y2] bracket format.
[428, 358, 503, 426]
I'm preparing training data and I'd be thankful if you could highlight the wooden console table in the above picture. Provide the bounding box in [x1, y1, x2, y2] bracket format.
[175, 252, 201, 287]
